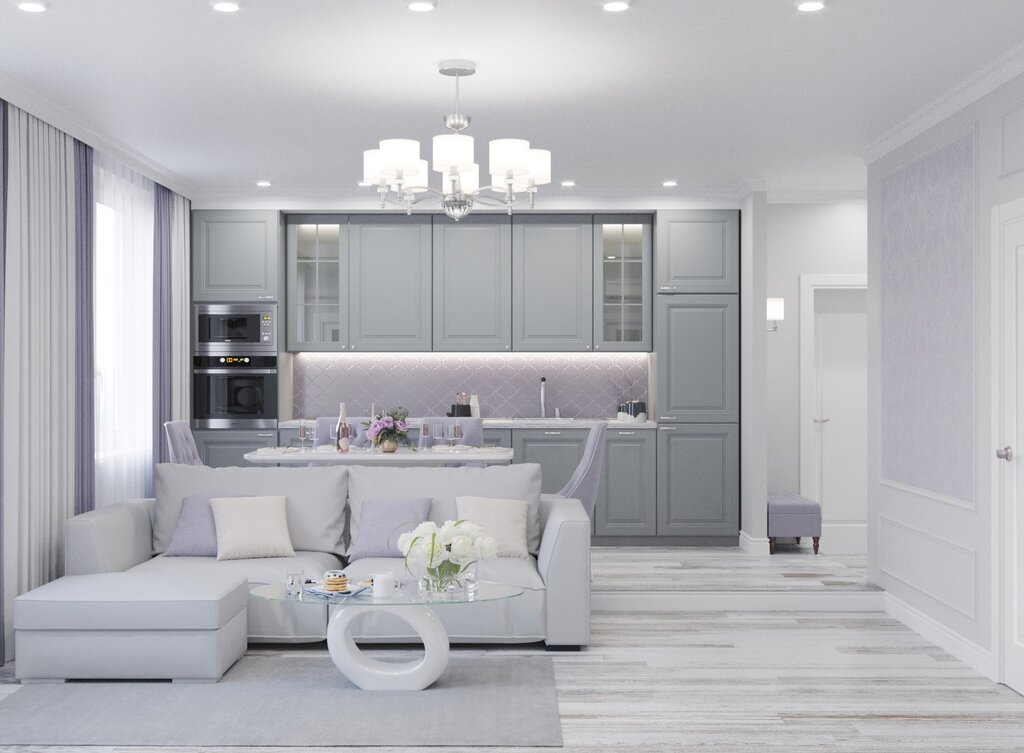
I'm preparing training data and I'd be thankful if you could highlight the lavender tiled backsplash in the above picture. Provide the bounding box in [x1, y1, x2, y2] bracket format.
[293, 353, 649, 420]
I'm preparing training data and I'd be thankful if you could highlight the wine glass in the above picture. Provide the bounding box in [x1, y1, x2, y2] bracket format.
[298, 419, 312, 450]
[432, 422, 445, 447]
[328, 423, 338, 451]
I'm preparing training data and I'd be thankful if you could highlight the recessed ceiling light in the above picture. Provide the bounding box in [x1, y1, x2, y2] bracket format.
[662, 180, 678, 188]
[560, 180, 576, 187]
[357, 180, 374, 187]
[212, 2, 240, 12]
[796, 1, 825, 11]
[408, 1, 436, 10]
[255, 180, 272, 188]
[602, 1, 630, 11]
[17, 2, 47, 12]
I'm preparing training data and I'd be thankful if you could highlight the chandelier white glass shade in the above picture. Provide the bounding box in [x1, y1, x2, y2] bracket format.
[361, 60, 551, 220]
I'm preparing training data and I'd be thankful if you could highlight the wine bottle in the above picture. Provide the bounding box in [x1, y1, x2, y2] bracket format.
[336, 402, 351, 453]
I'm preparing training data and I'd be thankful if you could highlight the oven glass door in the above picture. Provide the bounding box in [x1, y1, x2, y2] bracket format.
[196, 313, 262, 346]
[193, 370, 278, 429]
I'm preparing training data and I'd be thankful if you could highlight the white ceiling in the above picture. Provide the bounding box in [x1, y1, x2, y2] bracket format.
[1, 0, 1022, 206]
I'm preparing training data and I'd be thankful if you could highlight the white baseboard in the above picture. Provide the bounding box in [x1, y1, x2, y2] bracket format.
[884, 592, 997, 681]
[592, 590, 885, 612]
[738, 531, 771, 555]
[820, 522, 867, 554]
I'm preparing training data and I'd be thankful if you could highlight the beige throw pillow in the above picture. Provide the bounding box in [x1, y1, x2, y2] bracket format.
[455, 496, 529, 559]
[210, 495, 295, 561]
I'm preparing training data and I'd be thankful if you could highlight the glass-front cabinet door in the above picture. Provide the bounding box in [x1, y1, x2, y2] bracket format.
[286, 216, 348, 351]
[593, 216, 652, 351]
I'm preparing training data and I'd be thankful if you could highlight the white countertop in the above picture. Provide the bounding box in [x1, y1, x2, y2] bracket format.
[278, 417, 656, 430]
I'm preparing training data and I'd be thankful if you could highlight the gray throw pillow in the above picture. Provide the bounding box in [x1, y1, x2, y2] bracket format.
[347, 497, 432, 561]
[164, 495, 218, 557]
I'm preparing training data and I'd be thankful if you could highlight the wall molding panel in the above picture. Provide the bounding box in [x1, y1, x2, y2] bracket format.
[878, 477, 976, 512]
[878, 515, 978, 620]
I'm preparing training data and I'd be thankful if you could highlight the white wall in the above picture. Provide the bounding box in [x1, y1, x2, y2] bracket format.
[868, 71, 1024, 678]
[766, 203, 867, 494]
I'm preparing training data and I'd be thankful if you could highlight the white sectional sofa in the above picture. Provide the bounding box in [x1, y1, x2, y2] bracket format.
[64, 463, 592, 649]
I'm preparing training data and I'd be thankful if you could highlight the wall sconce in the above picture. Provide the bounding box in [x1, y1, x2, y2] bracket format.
[767, 298, 785, 332]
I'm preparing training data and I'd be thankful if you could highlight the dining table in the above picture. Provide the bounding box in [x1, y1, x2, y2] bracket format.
[243, 445, 514, 466]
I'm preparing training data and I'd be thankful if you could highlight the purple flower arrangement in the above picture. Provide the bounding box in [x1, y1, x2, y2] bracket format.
[363, 406, 412, 448]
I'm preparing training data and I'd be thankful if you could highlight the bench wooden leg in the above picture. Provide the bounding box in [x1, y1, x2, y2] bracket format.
[769, 537, 776, 555]
[795, 537, 801, 544]
[812, 536, 820, 554]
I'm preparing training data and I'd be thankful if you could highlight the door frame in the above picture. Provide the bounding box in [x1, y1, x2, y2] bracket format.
[798, 274, 868, 547]
[991, 194, 1024, 691]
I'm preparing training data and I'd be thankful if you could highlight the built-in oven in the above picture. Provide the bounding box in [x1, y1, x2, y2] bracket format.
[192, 354, 278, 429]
[194, 303, 277, 355]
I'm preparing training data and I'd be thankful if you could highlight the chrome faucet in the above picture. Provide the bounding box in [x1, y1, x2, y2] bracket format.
[540, 377, 547, 418]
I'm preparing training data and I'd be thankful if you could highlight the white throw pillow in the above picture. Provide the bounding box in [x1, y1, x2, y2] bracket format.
[455, 496, 529, 559]
[210, 495, 295, 561]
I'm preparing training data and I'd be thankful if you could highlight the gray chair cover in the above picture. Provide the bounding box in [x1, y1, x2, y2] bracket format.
[556, 422, 607, 519]
[163, 421, 205, 466]
[417, 417, 484, 448]
[314, 416, 371, 448]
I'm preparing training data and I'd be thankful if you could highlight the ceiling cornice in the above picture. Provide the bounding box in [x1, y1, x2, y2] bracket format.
[0, 72, 195, 198]
[863, 41, 1024, 165]
[767, 190, 866, 204]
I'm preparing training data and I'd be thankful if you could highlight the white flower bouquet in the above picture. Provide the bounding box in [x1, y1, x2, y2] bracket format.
[397, 520, 497, 595]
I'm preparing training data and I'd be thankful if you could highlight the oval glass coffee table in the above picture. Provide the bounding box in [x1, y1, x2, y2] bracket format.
[251, 582, 522, 690]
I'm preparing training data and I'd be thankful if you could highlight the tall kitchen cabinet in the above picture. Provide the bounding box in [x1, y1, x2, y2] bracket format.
[285, 216, 432, 351]
[654, 209, 740, 541]
[193, 210, 281, 302]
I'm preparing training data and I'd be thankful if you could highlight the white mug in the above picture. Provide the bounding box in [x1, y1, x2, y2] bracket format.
[371, 572, 399, 598]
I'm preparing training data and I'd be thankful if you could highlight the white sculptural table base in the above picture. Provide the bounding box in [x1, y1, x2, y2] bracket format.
[327, 604, 449, 690]
[250, 582, 522, 691]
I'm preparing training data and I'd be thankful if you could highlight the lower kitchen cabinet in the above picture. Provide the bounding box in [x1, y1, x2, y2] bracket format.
[595, 428, 657, 536]
[512, 428, 589, 494]
[656, 423, 738, 537]
[193, 429, 279, 468]
[483, 429, 512, 448]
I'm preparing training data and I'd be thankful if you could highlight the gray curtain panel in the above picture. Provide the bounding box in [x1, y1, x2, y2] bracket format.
[153, 184, 173, 464]
[0, 99, 8, 665]
[73, 140, 94, 515]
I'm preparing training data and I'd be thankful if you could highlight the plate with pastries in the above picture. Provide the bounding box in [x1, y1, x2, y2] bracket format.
[304, 571, 372, 596]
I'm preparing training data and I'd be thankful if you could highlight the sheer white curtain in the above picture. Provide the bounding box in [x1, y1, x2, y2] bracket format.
[93, 155, 155, 504]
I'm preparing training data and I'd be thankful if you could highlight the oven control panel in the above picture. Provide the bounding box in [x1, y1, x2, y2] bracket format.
[260, 313, 274, 343]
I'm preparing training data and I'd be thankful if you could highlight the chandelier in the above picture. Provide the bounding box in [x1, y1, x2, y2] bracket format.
[361, 60, 551, 221]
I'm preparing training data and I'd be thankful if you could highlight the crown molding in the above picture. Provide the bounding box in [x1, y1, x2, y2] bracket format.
[0, 73, 195, 198]
[767, 190, 866, 204]
[863, 42, 1024, 165]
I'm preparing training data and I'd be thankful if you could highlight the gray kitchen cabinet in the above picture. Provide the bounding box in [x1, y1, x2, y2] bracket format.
[286, 217, 348, 351]
[349, 216, 432, 351]
[657, 423, 738, 537]
[483, 428, 513, 448]
[595, 428, 657, 536]
[512, 428, 589, 494]
[512, 216, 594, 351]
[433, 216, 512, 351]
[655, 294, 739, 423]
[655, 210, 739, 294]
[193, 429, 278, 468]
[193, 210, 281, 302]
[594, 216, 652, 352]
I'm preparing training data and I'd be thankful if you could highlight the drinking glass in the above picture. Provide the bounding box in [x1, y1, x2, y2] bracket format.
[285, 568, 304, 598]
[328, 423, 338, 450]
[446, 424, 458, 448]
[298, 419, 312, 450]
[432, 423, 445, 446]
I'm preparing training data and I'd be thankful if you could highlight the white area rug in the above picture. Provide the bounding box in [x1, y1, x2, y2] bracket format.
[0, 655, 562, 747]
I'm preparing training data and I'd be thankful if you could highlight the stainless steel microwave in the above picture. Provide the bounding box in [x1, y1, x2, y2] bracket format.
[193, 304, 276, 355]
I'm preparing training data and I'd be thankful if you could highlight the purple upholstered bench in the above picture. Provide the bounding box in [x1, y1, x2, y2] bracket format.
[767, 493, 821, 555]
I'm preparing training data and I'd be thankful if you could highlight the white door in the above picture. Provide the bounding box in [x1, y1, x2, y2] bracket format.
[998, 198, 1024, 695]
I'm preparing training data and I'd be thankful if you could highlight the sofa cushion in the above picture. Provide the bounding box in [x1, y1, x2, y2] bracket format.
[211, 496, 295, 560]
[13, 572, 248, 631]
[347, 465, 543, 554]
[348, 497, 432, 561]
[164, 495, 218, 557]
[130, 550, 343, 586]
[456, 496, 529, 559]
[154, 464, 348, 556]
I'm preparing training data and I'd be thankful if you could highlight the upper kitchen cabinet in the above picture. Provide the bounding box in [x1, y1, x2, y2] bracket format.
[655, 294, 739, 422]
[349, 216, 432, 351]
[193, 210, 281, 302]
[594, 216, 652, 351]
[433, 216, 512, 351]
[512, 215, 594, 351]
[286, 217, 348, 351]
[655, 210, 738, 294]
